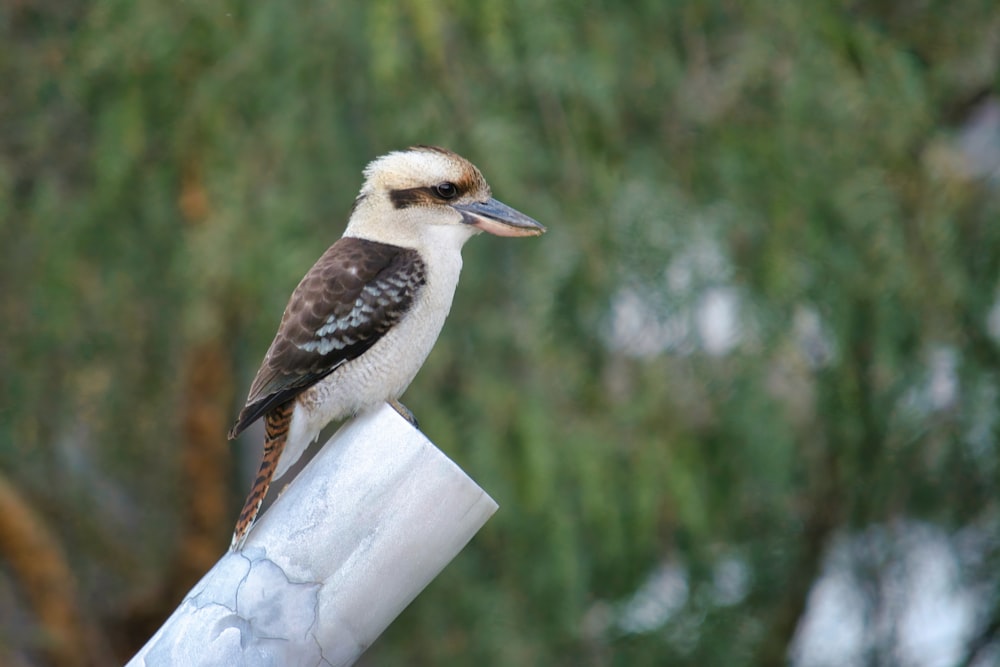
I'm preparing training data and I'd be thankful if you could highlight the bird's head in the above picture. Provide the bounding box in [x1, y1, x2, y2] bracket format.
[346, 146, 545, 248]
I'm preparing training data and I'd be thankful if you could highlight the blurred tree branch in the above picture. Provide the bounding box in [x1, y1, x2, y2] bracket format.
[0, 472, 113, 667]
[172, 340, 233, 591]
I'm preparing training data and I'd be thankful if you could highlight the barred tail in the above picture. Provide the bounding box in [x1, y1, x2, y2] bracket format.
[230, 401, 294, 550]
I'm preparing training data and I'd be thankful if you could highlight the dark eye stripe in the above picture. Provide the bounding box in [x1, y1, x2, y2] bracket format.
[389, 184, 466, 209]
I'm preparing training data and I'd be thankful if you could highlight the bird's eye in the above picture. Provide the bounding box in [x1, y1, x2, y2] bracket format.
[432, 182, 459, 200]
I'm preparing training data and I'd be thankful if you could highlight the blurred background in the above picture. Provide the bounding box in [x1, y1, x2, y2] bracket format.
[2, 1, 1000, 665]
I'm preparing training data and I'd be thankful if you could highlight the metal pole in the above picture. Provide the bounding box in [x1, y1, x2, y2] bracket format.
[128, 403, 498, 667]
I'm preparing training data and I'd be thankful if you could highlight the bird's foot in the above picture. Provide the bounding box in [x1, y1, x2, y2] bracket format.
[388, 398, 419, 429]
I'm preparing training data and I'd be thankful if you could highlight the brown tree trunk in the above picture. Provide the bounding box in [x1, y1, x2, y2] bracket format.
[0, 472, 114, 667]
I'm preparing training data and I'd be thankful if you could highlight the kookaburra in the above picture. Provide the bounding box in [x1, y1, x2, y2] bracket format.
[228, 145, 545, 549]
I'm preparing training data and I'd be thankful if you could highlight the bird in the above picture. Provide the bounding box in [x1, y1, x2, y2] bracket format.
[227, 145, 545, 549]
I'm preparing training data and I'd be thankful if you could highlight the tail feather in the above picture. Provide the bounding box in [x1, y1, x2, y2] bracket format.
[230, 401, 294, 550]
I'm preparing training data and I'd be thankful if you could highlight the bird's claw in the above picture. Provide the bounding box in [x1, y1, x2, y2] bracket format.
[388, 399, 419, 429]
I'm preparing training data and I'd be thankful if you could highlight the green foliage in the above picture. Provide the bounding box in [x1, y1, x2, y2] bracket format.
[2, 0, 999, 664]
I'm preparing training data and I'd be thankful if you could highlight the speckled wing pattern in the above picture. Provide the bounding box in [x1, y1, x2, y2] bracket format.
[228, 237, 426, 439]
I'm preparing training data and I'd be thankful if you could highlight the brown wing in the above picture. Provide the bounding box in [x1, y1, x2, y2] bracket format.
[228, 237, 426, 439]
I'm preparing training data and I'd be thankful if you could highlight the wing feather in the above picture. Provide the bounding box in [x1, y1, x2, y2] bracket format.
[228, 237, 426, 438]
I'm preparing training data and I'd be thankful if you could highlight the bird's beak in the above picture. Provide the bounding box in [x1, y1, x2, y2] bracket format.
[453, 198, 546, 237]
